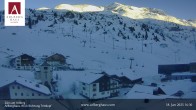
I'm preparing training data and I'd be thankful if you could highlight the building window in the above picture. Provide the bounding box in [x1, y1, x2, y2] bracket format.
[82, 83, 86, 86]
[93, 94, 96, 96]
[12, 86, 15, 89]
[32, 93, 34, 96]
[38, 94, 41, 96]
[17, 86, 20, 89]
[21, 93, 23, 96]
[102, 92, 105, 95]
[15, 93, 17, 96]
[93, 88, 96, 92]
[44, 67, 48, 70]
[93, 84, 96, 86]
[83, 87, 86, 90]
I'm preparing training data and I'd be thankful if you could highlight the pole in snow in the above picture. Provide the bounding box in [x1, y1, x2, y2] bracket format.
[130, 57, 134, 69]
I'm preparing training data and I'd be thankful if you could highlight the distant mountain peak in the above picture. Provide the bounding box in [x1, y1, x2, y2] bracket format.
[145, 8, 166, 15]
[54, 4, 104, 12]
[36, 7, 50, 10]
[36, 2, 196, 27]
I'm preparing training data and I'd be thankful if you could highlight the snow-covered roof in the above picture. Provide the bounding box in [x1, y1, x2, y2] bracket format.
[79, 73, 104, 84]
[183, 92, 196, 99]
[0, 78, 51, 95]
[130, 84, 156, 94]
[105, 69, 142, 80]
[126, 84, 176, 99]
[125, 91, 175, 99]
[41, 62, 50, 66]
[34, 67, 41, 72]
[160, 80, 194, 95]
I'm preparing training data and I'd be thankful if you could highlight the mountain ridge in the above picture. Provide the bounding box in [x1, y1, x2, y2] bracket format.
[35, 2, 196, 27]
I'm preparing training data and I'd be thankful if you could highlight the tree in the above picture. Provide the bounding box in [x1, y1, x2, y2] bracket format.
[28, 17, 32, 29]
[123, 23, 126, 31]
[71, 82, 77, 95]
[53, 19, 57, 24]
[123, 36, 128, 50]
[54, 12, 58, 18]
[41, 14, 44, 19]
[113, 27, 115, 31]
[44, 81, 51, 91]
[60, 15, 65, 22]
[103, 30, 107, 42]
[74, 20, 78, 25]
[83, 23, 86, 32]
[55, 74, 59, 80]
[145, 31, 148, 40]
[65, 11, 75, 18]
[129, 27, 135, 33]
[82, 40, 86, 47]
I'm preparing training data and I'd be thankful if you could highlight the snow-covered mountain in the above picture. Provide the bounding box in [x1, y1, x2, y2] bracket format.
[54, 4, 104, 12]
[105, 2, 195, 27]
[37, 2, 196, 27]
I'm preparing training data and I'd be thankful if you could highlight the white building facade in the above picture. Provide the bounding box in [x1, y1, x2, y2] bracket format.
[79, 74, 120, 99]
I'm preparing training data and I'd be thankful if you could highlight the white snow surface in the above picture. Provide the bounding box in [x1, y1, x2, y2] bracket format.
[0, 3, 196, 99]
[55, 4, 104, 12]
[36, 2, 196, 27]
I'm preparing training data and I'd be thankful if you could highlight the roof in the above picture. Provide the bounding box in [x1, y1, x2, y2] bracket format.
[79, 73, 104, 84]
[119, 76, 132, 83]
[41, 62, 50, 66]
[105, 69, 142, 80]
[130, 84, 157, 94]
[20, 54, 35, 60]
[11, 54, 35, 62]
[0, 78, 51, 95]
[125, 91, 175, 99]
[46, 53, 66, 62]
[110, 75, 121, 81]
[160, 80, 194, 95]
[125, 84, 178, 99]
[183, 92, 196, 99]
[34, 67, 41, 72]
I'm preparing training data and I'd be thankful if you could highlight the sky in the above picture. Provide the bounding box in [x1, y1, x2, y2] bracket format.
[0, 0, 196, 20]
